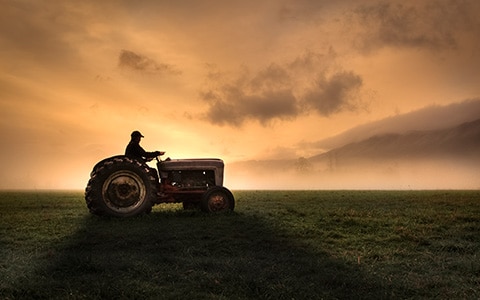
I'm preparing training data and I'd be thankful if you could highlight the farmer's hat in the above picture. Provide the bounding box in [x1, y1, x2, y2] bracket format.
[131, 130, 144, 138]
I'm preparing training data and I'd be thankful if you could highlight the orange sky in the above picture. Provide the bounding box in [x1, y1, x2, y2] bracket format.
[1, 0, 480, 189]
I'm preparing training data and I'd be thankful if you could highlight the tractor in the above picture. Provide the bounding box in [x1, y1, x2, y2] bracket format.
[85, 155, 234, 217]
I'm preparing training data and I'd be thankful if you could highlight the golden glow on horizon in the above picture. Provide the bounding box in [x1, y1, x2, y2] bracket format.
[1, 0, 480, 189]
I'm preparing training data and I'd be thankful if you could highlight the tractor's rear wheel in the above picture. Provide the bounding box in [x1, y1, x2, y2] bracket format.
[85, 156, 157, 217]
[201, 186, 235, 213]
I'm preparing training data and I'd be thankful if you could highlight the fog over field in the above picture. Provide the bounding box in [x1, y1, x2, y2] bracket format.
[228, 100, 480, 189]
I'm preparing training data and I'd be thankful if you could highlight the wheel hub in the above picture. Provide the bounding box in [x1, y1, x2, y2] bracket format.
[209, 194, 227, 211]
[103, 171, 146, 210]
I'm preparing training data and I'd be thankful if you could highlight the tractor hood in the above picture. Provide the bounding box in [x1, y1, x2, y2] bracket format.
[159, 158, 224, 186]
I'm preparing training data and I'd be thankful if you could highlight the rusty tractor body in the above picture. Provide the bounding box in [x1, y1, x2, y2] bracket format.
[85, 155, 234, 217]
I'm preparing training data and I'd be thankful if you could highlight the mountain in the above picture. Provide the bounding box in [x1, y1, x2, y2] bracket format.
[310, 118, 480, 168]
[310, 98, 480, 150]
[227, 118, 480, 189]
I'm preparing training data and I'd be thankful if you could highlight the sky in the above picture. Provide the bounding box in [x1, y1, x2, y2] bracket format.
[1, 0, 480, 189]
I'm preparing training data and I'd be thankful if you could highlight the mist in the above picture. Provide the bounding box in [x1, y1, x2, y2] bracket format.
[226, 116, 480, 190]
[226, 158, 480, 190]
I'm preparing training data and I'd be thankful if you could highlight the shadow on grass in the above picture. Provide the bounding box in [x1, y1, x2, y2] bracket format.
[10, 208, 406, 299]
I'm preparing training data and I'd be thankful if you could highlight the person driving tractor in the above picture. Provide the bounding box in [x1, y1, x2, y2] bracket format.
[125, 130, 165, 196]
[125, 130, 164, 161]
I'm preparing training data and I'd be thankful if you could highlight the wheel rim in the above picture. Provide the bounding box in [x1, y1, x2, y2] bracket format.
[102, 170, 146, 213]
[207, 191, 229, 212]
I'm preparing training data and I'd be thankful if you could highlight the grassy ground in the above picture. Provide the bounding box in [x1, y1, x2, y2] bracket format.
[0, 190, 479, 299]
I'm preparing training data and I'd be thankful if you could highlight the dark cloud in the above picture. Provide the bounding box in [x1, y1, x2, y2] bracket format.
[304, 71, 363, 116]
[118, 50, 181, 75]
[351, 0, 480, 52]
[201, 63, 299, 126]
[202, 83, 299, 127]
[200, 54, 364, 126]
[288, 50, 333, 72]
[250, 64, 292, 90]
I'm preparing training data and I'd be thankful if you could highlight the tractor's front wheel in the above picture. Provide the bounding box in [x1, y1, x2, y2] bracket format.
[201, 186, 235, 213]
[85, 156, 157, 217]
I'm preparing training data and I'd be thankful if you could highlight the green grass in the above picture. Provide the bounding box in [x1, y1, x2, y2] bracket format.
[1, 190, 479, 299]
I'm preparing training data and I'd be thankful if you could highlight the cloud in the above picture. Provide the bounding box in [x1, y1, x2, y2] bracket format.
[350, 0, 480, 52]
[304, 71, 363, 116]
[200, 52, 365, 126]
[250, 64, 292, 90]
[201, 78, 299, 126]
[118, 50, 181, 75]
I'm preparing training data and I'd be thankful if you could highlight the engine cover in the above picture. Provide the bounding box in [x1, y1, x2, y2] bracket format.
[159, 158, 224, 186]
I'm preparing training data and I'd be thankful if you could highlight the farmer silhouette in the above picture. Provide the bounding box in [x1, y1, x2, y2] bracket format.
[125, 130, 165, 196]
[125, 130, 164, 162]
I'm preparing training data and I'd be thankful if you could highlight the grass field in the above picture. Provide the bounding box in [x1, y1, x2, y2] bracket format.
[0, 190, 479, 299]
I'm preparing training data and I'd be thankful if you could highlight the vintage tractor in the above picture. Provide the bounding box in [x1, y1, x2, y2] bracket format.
[85, 155, 235, 217]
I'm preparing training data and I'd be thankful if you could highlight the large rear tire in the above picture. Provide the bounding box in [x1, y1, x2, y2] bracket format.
[85, 156, 157, 217]
[201, 186, 235, 213]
